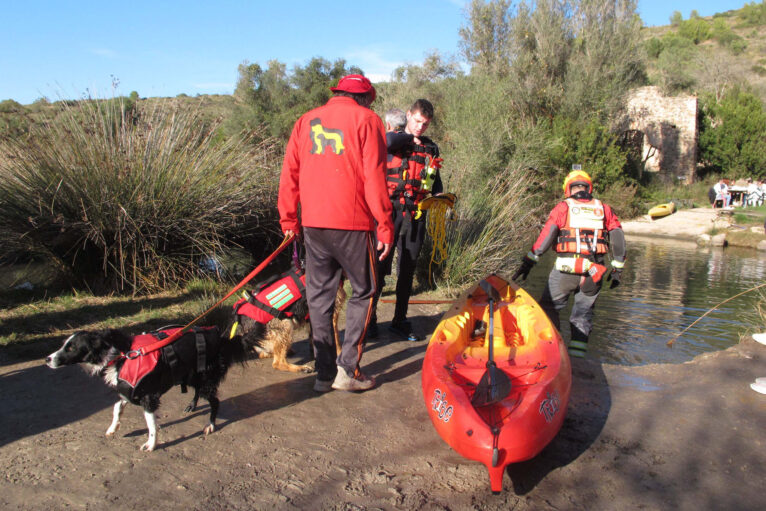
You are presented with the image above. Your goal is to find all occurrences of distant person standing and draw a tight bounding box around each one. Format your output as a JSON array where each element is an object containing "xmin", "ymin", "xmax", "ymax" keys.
[
  {"xmin": 371, "ymin": 99, "xmax": 442, "ymax": 341},
  {"xmin": 278, "ymin": 74, "xmax": 393, "ymax": 393}
]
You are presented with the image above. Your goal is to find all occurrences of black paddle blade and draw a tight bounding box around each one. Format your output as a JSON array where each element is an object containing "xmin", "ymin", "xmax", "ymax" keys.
[
  {"xmin": 478, "ymin": 278, "xmax": 501, "ymax": 303},
  {"xmin": 472, "ymin": 363, "xmax": 512, "ymax": 407}
]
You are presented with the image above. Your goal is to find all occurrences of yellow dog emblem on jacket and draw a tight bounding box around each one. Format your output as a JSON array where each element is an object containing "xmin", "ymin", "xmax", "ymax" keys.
[{"xmin": 309, "ymin": 118, "xmax": 345, "ymax": 155}]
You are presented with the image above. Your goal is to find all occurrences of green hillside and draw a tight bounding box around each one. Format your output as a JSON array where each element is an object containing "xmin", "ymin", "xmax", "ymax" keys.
[{"xmin": 642, "ymin": 2, "xmax": 766, "ymax": 101}]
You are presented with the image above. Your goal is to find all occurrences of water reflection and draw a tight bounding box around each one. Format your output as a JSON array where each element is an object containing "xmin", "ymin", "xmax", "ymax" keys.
[{"xmin": 520, "ymin": 237, "xmax": 766, "ymax": 365}]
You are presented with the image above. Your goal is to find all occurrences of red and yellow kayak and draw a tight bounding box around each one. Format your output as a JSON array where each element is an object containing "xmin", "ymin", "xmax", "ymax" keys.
[{"xmin": 421, "ymin": 274, "xmax": 571, "ymax": 493}]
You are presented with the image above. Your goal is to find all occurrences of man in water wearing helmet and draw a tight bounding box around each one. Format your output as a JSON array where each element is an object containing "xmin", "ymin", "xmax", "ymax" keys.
[{"xmin": 512, "ymin": 167, "xmax": 626, "ymax": 358}]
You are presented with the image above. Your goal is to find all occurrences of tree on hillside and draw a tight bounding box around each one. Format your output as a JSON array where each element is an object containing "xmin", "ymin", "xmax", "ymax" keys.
[
  {"xmin": 459, "ymin": 0, "xmax": 646, "ymax": 122},
  {"xmin": 563, "ymin": 0, "xmax": 646, "ymax": 120},
  {"xmin": 229, "ymin": 57, "xmax": 361, "ymax": 140},
  {"xmin": 655, "ymin": 34, "xmax": 697, "ymax": 94},
  {"xmin": 699, "ymin": 88, "xmax": 766, "ymax": 178},
  {"xmin": 459, "ymin": 0, "xmax": 514, "ymax": 76}
]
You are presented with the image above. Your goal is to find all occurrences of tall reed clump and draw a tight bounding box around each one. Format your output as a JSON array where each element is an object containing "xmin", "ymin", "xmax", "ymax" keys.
[
  {"xmin": 438, "ymin": 162, "xmax": 544, "ymax": 290},
  {"xmin": 0, "ymin": 98, "xmax": 280, "ymax": 294},
  {"xmin": 418, "ymin": 75, "xmax": 549, "ymax": 290}
]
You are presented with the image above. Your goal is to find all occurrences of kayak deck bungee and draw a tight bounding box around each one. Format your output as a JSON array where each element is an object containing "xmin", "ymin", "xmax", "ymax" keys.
[{"xmin": 422, "ymin": 274, "xmax": 571, "ymax": 493}]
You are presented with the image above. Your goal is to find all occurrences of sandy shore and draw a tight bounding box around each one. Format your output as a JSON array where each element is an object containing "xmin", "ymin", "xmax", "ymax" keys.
[
  {"xmin": 1, "ymin": 296, "xmax": 764, "ymax": 510},
  {"xmin": 621, "ymin": 207, "xmax": 729, "ymax": 239}
]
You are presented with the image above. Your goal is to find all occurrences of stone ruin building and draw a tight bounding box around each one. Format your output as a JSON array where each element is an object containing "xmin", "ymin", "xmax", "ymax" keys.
[{"xmin": 621, "ymin": 86, "xmax": 698, "ymax": 184}]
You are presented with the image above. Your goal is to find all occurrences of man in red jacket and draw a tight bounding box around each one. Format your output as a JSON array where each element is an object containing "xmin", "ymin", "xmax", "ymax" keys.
[
  {"xmin": 278, "ymin": 74, "xmax": 393, "ymax": 393},
  {"xmin": 512, "ymin": 168, "xmax": 626, "ymax": 358}
]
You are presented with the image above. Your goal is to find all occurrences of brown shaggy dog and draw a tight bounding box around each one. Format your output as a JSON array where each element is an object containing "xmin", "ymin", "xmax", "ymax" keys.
[{"xmin": 230, "ymin": 277, "xmax": 346, "ymax": 373}]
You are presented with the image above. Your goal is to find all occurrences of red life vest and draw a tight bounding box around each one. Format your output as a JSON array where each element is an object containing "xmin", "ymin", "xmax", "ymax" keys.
[
  {"xmin": 233, "ymin": 268, "xmax": 307, "ymax": 324},
  {"xmin": 386, "ymin": 143, "xmax": 439, "ymax": 213},
  {"xmin": 555, "ymin": 198, "xmax": 609, "ymax": 255}
]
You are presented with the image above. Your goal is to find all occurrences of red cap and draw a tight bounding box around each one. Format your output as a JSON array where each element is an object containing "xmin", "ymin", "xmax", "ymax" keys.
[{"xmin": 330, "ymin": 74, "xmax": 376, "ymax": 102}]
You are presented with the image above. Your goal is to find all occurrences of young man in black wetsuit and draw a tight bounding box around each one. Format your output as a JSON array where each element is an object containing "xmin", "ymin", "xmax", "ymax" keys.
[{"xmin": 372, "ymin": 99, "xmax": 442, "ymax": 341}]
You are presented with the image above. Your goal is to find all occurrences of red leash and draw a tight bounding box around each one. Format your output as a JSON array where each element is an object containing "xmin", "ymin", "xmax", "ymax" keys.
[
  {"xmin": 127, "ymin": 233, "xmax": 296, "ymax": 359},
  {"xmin": 379, "ymin": 298, "xmax": 453, "ymax": 304}
]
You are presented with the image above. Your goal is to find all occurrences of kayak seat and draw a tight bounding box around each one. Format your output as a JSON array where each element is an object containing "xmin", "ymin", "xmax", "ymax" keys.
[{"xmin": 476, "ymin": 304, "xmax": 530, "ymax": 351}]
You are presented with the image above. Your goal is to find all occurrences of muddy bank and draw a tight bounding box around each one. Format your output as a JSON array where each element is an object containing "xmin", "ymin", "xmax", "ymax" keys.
[{"xmin": 1, "ymin": 300, "xmax": 765, "ymax": 510}]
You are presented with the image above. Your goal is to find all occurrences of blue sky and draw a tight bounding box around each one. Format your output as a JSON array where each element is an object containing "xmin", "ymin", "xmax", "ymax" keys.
[{"xmin": 0, "ymin": 0, "xmax": 751, "ymax": 104}]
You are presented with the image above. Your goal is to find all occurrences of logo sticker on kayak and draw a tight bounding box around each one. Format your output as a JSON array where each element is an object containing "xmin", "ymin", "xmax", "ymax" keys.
[
  {"xmin": 539, "ymin": 391, "xmax": 561, "ymax": 423},
  {"xmin": 431, "ymin": 389, "xmax": 454, "ymax": 423}
]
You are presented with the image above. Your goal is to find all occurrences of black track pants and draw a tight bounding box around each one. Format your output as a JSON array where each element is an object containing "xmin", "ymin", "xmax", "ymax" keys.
[{"xmin": 303, "ymin": 228, "xmax": 377, "ymax": 380}]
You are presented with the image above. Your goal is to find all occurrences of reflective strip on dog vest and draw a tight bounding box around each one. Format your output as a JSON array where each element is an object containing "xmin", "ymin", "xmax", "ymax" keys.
[
  {"xmin": 266, "ymin": 284, "xmax": 294, "ymax": 309},
  {"xmin": 234, "ymin": 268, "xmax": 307, "ymax": 324}
]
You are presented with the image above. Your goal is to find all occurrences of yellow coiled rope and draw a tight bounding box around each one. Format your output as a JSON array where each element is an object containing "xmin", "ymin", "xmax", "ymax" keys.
[{"xmin": 420, "ymin": 193, "xmax": 456, "ymax": 285}]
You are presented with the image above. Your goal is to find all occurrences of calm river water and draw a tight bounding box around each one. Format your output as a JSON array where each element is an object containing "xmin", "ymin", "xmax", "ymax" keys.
[{"xmin": 519, "ymin": 236, "xmax": 766, "ymax": 366}]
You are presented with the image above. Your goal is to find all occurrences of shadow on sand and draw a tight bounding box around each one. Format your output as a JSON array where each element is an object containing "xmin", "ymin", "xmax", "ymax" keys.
[{"xmin": 506, "ymin": 357, "xmax": 611, "ymax": 494}]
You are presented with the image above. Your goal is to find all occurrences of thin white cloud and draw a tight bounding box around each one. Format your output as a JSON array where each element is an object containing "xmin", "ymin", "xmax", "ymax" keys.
[
  {"xmin": 344, "ymin": 47, "xmax": 407, "ymax": 82},
  {"xmin": 366, "ymin": 73, "xmax": 393, "ymax": 83},
  {"xmin": 90, "ymin": 48, "xmax": 117, "ymax": 58}
]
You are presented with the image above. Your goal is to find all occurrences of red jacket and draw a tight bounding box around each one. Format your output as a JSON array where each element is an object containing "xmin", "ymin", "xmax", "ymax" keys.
[{"xmin": 278, "ymin": 96, "xmax": 394, "ymax": 244}]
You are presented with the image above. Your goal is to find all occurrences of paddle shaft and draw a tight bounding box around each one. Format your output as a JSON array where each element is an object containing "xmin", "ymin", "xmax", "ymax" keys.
[
  {"xmin": 471, "ymin": 277, "xmax": 512, "ymax": 408},
  {"xmin": 487, "ymin": 297, "xmax": 497, "ymax": 398}
]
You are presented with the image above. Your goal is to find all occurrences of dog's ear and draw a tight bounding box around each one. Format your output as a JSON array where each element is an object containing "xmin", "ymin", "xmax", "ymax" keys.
[{"xmin": 100, "ymin": 329, "xmax": 133, "ymax": 352}]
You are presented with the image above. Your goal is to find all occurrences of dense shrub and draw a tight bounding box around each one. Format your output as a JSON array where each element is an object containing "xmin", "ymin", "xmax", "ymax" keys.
[
  {"xmin": 740, "ymin": 0, "xmax": 766, "ymax": 26},
  {"xmin": 678, "ymin": 16, "xmax": 712, "ymax": 44},
  {"xmin": 645, "ymin": 37, "xmax": 663, "ymax": 59},
  {"xmin": 0, "ymin": 98, "xmax": 280, "ymax": 294},
  {"xmin": 656, "ymin": 34, "xmax": 697, "ymax": 93},
  {"xmin": 699, "ymin": 89, "xmax": 766, "ymax": 178}
]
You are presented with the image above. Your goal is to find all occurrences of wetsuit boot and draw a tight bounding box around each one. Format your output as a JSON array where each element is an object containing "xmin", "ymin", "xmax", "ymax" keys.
[{"xmin": 568, "ymin": 323, "xmax": 590, "ymax": 358}]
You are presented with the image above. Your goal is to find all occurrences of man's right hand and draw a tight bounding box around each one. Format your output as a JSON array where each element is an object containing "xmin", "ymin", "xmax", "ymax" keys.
[
  {"xmin": 512, "ymin": 255, "xmax": 536, "ymax": 282},
  {"xmin": 377, "ymin": 241, "xmax": 392, "ymax": 261}
]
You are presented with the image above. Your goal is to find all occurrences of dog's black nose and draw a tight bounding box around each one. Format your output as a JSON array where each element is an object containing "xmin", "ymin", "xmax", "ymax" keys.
[{"xmin": 45, "ymin": 356, "xmax": 52, "ymax": 363}]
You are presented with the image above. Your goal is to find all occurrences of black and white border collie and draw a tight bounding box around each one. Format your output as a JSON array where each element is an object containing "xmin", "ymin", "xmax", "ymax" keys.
[{"xmin": 46, "ymin": 327, "xmax": 250, "ymax": 451}]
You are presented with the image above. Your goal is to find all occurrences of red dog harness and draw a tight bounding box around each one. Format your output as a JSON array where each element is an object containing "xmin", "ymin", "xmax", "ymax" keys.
[
  {"xmin": 233, "ymin": 268, "xmax": 307, "ymax": 324},
  {"xmin": 118, "ymin": 327, "xmax": 216, "ymax": 392}
]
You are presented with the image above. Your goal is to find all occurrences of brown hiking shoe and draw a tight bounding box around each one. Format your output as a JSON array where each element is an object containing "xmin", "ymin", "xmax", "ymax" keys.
[{"xmin": 331, "ymin": 369, "xmax": 376, "ymax": 392}]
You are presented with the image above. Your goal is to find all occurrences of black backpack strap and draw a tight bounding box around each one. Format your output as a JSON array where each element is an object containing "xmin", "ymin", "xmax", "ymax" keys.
[
  {"xmin": 288, "ymin": 270, "xmax": 306, "ymax": 298},
  {"xmin": 250, "ymin": 298, "xmax": 285, "ymax": 320},
  {"xmin": 162, "ymin": 344, "xmax": 184, "ymax": 387}
]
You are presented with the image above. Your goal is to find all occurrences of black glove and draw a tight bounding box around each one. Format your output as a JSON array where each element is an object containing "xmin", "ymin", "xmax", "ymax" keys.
[
  {"xmin": 512, "ymin": 256, "xmax": 536, "ymax": 282},
  {"xmin": 607, "ymin": 268, "xmax": 622, "ymax": 289}
]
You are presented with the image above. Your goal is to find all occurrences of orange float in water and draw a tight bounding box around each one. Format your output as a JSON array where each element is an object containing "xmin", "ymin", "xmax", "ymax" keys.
[{"xmin": 421, "ymin": 274, "xmax": 571, "ymax": 493}]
